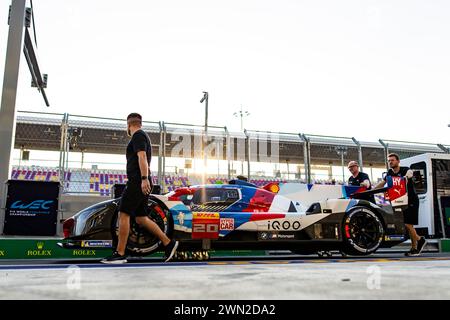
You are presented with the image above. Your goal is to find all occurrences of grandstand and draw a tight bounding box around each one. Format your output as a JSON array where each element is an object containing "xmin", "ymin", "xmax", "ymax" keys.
[{"xmin": 11, "ymin": 165, "xmax": 293, "ymax": 195}]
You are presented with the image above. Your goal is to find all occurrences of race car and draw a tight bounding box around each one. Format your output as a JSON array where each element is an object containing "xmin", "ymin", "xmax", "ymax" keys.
[{"xmin": 61, "ymin": 177, "xmax": 408, "ymax": 257}]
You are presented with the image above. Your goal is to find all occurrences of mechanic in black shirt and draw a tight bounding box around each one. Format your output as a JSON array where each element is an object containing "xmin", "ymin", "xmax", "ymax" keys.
[
  {"xmin": 347, "ymin": 161, "xmax": 375, "ymax": 203},
  {"xmin": 347, "ymin": 161, "xmax": 371, "ymax": 189},
  {"xmin": 374, "ymin": 153, "xmax": 427, "ymax": 256},
  {"xmin": 102, "ymin": 113, "xmax": 179, "ymax": 264}
]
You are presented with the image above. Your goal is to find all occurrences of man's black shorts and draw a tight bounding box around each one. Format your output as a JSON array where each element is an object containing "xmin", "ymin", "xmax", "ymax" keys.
[
  {"xmin": 403, "ymin": 197, "xmax": 419, "ymax": 225},
  {"xmin": 119, "ymin": 181, "xmax": 149, "ymax": 217}
]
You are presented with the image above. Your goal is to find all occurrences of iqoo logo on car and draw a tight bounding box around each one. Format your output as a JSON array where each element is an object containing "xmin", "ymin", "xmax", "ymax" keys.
[
  {"xmin": 267, "ymin": 220, "xmax": 301, "ymax": 231},
  {"xmin": 11, "ymin": 200, "xmax": 54, "ymax": 210}
]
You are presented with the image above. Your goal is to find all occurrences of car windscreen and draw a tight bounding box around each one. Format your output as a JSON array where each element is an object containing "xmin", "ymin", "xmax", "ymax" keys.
[{"xmin": 191, "ymin": 188, "xmax": 240, "ymax": 205}]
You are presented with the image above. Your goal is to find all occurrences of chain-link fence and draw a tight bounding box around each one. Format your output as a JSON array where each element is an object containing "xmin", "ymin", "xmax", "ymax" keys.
[{"xmin": 11, "ymin": 110, "xmax": 450, "ymax": 195}]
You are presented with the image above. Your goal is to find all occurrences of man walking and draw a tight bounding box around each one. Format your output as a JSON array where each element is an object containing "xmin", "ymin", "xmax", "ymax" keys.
[
  {"xmin": 102, "ymin": 113, "xmax": 178, "ymax": 264},
  {"xmin": 375, "ymin": 153, "xmax": 426, "ymax": 256}
]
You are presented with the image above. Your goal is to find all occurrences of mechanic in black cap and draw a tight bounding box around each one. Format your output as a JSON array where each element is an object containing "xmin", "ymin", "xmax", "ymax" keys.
[
  {"xmin": 374, "ymin": 153, "xmax": 426, "ymax": 256},
  {"xmin": 101, "ymin": 112, "xmax": 179, "ymax": 264}
]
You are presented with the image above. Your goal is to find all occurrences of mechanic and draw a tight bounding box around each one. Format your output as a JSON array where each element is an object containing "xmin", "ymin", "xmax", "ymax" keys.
[
  {"xmin": 102, "ymin": 113, "xmax": 179, "ymax": 264},
  {"xmin": 347, "ymin": 161, "xmax": 371, "ymax": 189},
  {"xmin": 236, "ymin": 175, "xmax": 248, "ymax": 182},
  {"xmin": 374, "ymin": 153, "xmax": 426, "ymax": 257}
]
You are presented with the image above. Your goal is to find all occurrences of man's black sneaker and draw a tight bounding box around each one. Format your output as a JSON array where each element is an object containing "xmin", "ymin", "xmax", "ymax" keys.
[
  {"xmin": 101, "ymin": 251, "xmax": 127, "ymax": 264},
  {"xmin": 405, "ymin": 248, "xmax": 420, "ymax": 257},
  {"xmin": 416, "ymin": 237, "xmax": 427, "ymax": 255},
  {"xmin": 164, "ymin": 240, "xmax": 179, "ymax": 262}
]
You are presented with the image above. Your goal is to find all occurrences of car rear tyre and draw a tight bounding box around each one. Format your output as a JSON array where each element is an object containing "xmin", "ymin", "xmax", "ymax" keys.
[
  {"xmin": 342, "ymin": 206, "xmax": 384, "ymax": 256},
  {"xmin": 111, "ymin": 200, "xmax": 173, "ymax": 256}
]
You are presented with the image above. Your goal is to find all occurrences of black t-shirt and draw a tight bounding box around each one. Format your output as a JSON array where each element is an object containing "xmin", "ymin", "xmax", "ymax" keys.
[
  {"xmin": 384, "ymin": 166, "xmax": 418, "ymax": 200},
  {"xmin": 348, "ymin": 172, "xmax": 371, "ymax": 188},
  {"xmin": 126, "ymin": 130, "xmax": 152, "ymax": 182}
]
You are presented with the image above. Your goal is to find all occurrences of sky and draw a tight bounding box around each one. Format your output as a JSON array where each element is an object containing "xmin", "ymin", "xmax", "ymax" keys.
[{"xmin": 1, "ymin": 0, "xmax": 449, "ymax": 145}]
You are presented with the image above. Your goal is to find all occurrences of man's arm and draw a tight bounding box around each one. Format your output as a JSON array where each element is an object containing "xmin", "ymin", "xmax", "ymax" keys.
[
  {"xmin": 138, "ymin": 151, "xmax": 151, "ymax": 194},
  {"xmin": 374, "ymin": 180, "xmax": 386, "ymax": 189}
]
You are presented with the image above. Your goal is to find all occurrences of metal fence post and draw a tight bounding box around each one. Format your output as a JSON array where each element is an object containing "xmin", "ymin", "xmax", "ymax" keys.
[
  {"xmin": 352, "ymin": 137, "xmax": 363, "ymax": 172},
  {"xmin": 58, "ymin": 113, "xmax": 68, "ymax": 190},
  {"xmin": 244, "ymin": 130, "xmax": 251, "ymax": 180},
  {"xmin": 225, "ymin": 126, "xmax": 231, "ymax": 180},
  {"xmin": 300, "ymin": 134, "xmax": 306, "ymax": 181},
  {"xmin": 65, "ymin": 114, "xmax": 70, "ymax": 187},
  {"xmin": 307, "ymin": 138, "xmax": 311, "ymax": 184},
  {"xmin": 379, "ymin": 139, "xmax": 389, "ymax": 170},
  {"xmin": 162, "ymin": 122, "xmax": 167, "ymax": 190},
  {"xmin": 157, "ymin": 121, "xmax": 163, "ymax": 185},
  {"xmin": 437, "ymin": 144, "xmax": 449, "ymax": 154},
  {"xmin": 300, "ymin": 134, "xmax": 311, "ymax": 184}
]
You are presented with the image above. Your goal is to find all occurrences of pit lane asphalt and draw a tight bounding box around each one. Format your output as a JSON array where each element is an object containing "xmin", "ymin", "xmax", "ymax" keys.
[
  {"xmin": 1, "ymin": 253, "xmax": 450, "ymax": 299},
  {"xmin": 0, "ymin": 252, "xmax": 449, "ymax": 269}
]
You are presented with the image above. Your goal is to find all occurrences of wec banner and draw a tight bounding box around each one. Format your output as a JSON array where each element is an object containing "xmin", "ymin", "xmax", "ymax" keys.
[{"xmin": 3, "ymin": 180, "xmax": 60, "ymax": 236}]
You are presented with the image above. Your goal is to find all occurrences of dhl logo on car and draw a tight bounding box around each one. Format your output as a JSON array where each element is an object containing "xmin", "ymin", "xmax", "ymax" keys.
[{"xmin": 193, "ymin": 212, "xmax": 220, "ymax": 220}]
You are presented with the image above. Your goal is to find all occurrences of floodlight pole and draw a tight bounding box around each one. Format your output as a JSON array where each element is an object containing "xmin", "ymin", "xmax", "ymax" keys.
[{"xmin": 0, "ymin": 0, "xmax": 27, "ymax": 233}]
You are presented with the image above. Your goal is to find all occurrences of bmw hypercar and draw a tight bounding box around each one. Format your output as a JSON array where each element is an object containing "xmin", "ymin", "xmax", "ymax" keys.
[{"xmin": 61, "ymin": 178, "xmax": 408, "ymax": 257}]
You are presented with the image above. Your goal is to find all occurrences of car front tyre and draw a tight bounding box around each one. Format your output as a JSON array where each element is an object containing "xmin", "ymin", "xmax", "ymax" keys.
[{"xmin": 342, "ymin": 206, "xmax": 384, "ymax": 256}]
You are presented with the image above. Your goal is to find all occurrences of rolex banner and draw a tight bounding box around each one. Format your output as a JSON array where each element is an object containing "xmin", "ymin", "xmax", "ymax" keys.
[{"xmin": 3, "ymin": 180, "xmax": 60, "ymax": 236}]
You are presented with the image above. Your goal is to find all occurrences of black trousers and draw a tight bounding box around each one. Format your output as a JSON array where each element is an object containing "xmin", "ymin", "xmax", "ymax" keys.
[{"xmin": 118, "ymin": 181, "xmax": 149, "ymax": 217}]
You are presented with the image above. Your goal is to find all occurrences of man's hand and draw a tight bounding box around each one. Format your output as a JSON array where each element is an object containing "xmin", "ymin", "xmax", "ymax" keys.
[
  {"xmin": 405, "ymin": 169, "xmax": 414, "ymax": 179},
  {"xmin": 141, "ymin": 178, "xmax": 151, "ymax": 195},
  {"xmin": 360, "ymin": 180, "xmax": 371, "ymax": 189}
]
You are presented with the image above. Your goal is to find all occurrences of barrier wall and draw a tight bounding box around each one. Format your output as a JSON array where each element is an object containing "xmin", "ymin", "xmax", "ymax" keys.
[{"xmin": 0, "ymin": 239, "xmax": 266, "ymax": 260}]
